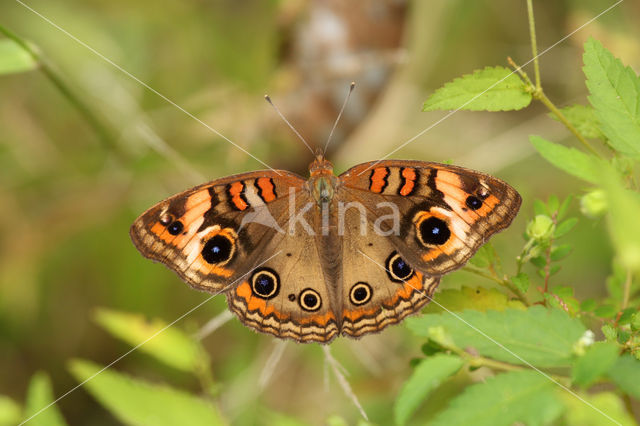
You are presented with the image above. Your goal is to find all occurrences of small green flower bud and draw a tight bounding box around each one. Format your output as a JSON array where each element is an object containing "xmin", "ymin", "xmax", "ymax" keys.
[
  {"xmin": 526, "ymin": 215, "xmax": 554, "ymax": 241},
  {"xmin": 580, "ymin": 189, "xmax": 608, "ymax": 218}
]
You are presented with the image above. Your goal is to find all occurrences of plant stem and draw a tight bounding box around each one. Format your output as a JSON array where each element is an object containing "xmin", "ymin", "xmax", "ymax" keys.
[
  {"xmin": 526, "ymin": 0, "xmax": 541, "ymax": 89},
  {"xmin": 622, "ymin": 269, "xmax": 632, "ymax": 309},
  {"xmin": 462, "ymin": 265, "xmax": 531, "ymax": 306},
  {"xmin": 0, "ymin": 24, "xmax": 120, "ymax": 156},
  {"xmin": 507, "ymin": 56, "xmax": 602, "ymax": 158}
]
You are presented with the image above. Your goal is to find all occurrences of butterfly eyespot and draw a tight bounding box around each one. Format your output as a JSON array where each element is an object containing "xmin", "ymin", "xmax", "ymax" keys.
[
  {"xmin": 159, "ymin": 214, "xmax": 173, "ymax": 226},
  {"xmin": 416, "ymin": 215, "xmax": 450, "ymax": 246},
  {"xmin": 299, "ymin": 288, "xmax": 321, "ymax": 311},
  {"xmin": 250, "ymin": 268, "xmax": 279, "ymax": 299},
  {"xmin": 350, "ymin": 282, "xmax": 372, "ymax": 305},
  {"xmin": 201, "ymin": 234, "xmax": 235, "ymax": 265},
  {"xmin": 465, "ymin": 195, "xmax": 483, "ymax": 210},
  {"xmin": 386, "ymin": 252, "xmax": 415, "ymax": 282},
  {"xmin": 167, "ymin": 221, "xmax": 184, "ymax": 235}
]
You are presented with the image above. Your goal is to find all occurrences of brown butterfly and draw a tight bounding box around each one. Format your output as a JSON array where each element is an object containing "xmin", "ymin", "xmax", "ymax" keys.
[{"xmin": 130, "ymin": 150, "xmax": 521, "ymax": 344}]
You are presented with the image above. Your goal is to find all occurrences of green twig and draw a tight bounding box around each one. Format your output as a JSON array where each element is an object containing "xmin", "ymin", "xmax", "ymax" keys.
[
  {"xmin": 0, "ymin": 24, "xmax": 120, "ymax": 156},
  {"xmin": 526, "ymin": 0, "xmax": 541, "ymax": 89},
  {"xmin": 507, "ymin": 56, "xmax": 602, "ymax": 158},
  {"xmin": 462, "ymin": 264, "xmax": 531, "ymax": 306}
]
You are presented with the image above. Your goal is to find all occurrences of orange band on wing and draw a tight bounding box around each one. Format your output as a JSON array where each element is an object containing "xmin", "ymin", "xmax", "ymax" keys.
[
  {"xmin": 256, "ymin": 177, "xmax": 276, "ymax": 202},
  {"xmin": 369, "ymin": 167, "xmax": 389, "ymax": 193},
  {"xmin": 399, "ymin": 168, "xmax": 417, "ymax": 196},
  {"xmin": 228, "ymin": 182, "xmax": 248, "ymax": 210}
]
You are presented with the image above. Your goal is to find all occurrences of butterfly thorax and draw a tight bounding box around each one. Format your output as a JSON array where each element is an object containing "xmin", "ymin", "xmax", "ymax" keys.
[{"xmin": 308, "ymin": 155, "xmax": 339, "ymax": 206}]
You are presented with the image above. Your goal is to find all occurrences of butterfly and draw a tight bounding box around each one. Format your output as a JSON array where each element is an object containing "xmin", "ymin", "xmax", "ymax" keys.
[{"xmin": 130, "ymin": 152, "xmax": 521, "ymax": 343}]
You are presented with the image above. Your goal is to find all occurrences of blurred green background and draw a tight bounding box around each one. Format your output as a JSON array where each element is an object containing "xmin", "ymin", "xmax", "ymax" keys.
[{"xmin": 1, "ymin": 0, "xmax": 639, "ymax": 424}]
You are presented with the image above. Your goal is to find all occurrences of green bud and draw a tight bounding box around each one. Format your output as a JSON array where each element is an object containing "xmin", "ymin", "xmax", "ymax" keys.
[
  {"xmin": 580, "ymin": 189, "xmax": 608, "ymax": 218},
  {"xmin": 526, "ymin": 215, "xmax": 554, "ymax": 241}
]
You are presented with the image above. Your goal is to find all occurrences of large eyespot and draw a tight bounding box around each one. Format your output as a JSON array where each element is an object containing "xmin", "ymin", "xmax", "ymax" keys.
[
  {"xmin": 167, "ymin": 221, "xmax": 184, "ymax": 235},
  {"xmin": 299, "ymin": 288, "xmax": 322, "ymax": 311},
  {"xmin": 386, "ymin": 252, "xmax": 415, "ymax": 282},
  {"xmin": 251, "ymin": 268, "xmax": 279, "ymax": 299},
  {"xmin": 349, "ymin": 282, "xmax": 372, "ymax": 306},
  {"xmin": 465, "ymin": 195, "xmax": 483, "ymax": 210},
  {"xmin": 416, "ymin": 216, "xmax": 450, "ymax": 246},
  {"xmin": 201, "ymin": 234, "xmax": 235, "ymax": 265}
]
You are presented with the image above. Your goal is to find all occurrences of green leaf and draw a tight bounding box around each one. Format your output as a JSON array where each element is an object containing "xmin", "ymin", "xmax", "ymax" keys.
[
  {"xmin": 599, "ymin": 167, "xmax": 640, "ymax": 271},
  {"xmin": 0, "ymin": 396, "xmax": 22, "ymax": 426},
  {"xmin": 0, "ymin": 39, "xmax": 38, "ymax": 75},
  {"xmin": 428, "ymin": 370, "xmax": 563, "ymax": 426},
  {"xmin": 94, "ymin": 308, "xmax": 208, "ymax": 374},
  {"xmin": 583, "ymin": 38, "xmax": 640, "ymax": 157},
  {"xmin": 24, "ymin": 372, "xmax": 67, "ymax": 426},
  {"xmin": 580, "ymin": 299, "xmax": 596, "ymax": 312},
  {"xmin": 571, "ymin": 342, "xmax": 619, "ymax": 387},
  {"xmin": 511, "ymin": 272, "xmax": 530, "ymax": 293},
  {"xmin": 394, "ymin": 354, "xmax": 464, "ymax": 425},
  {"xmin": 533, "ymin": 199, "xmax": 548, "ymax": 216},
  {"xmin": 593, "ymin": 304, "xmax": 617, "ymax": 318},
  {"xmin": 561, "ymin": 391, "xmax": 636, "ymax": 426},
  {"xmin": 557, "ymin": 195, "xmax": 573, "ymax": 220},
  {"xmin": 68, "ymin": 359, "xmax": 225, "ymax": 426},
  {"xmin": 550, "ymin": 104, "xmax": 604, "ymax": 139},
  {"xmin": 550, "ymin": 244, "xmax": 572, "ymax": 261},
  {"xmin": 530, "ymin": 136, "xmax": 600, "ymax": 184},
  {"xmin": 469, "ymin": 245, "xmax": 492, "ymax": 268},
  {"xmin": 607, "ymin": 354, "xmax": 640, "ymax": 399},
  {"xmin": 406, "ymin": 307, "xmax": 586, "ymax": 367},
  {"xmin": 422, "ymin": 286, "xmax": 525, "ymax": 314},
  {"xmin": 554, "ymin": 218, "xmax": 578, "ymax": 238},
  {"xmin": 423, "ymin": 66, "xmax": 531, "ymax": 112}
]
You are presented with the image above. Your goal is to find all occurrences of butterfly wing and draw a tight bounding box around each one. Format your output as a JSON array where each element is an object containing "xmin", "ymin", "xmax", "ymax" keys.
[
  {"xmin": 339, "ymin": 160, "xmax": 522, "ymax": 276},
  {"xmin": 336, "ymin": 200, "xmax": 440, "ymax": 338},
  {"xmin": 130, "ymin": 170, "xmax": 305, "ymax": 294}
]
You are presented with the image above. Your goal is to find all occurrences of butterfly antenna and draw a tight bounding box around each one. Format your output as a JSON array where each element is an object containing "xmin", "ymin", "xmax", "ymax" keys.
[
  {"xmin": 265, "ymin": 95, "xmax": 315, "ymax": 155},
  {"xmin": 323, "ymin": 82, "xmax": 355, "ymax": 155}
]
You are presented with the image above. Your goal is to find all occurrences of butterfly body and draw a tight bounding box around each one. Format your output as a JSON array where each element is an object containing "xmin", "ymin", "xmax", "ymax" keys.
[{"xmin": 131, "ymin": 155, "xmax": 521, "ymax": 343}]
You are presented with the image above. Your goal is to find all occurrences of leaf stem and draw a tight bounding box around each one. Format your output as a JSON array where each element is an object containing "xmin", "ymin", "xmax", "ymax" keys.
[
  {"xmin": 526, "ymin": 0, "xmax": 541, "ymax": 89},
  {"xmin": 622, "ymin": 268, "xmax": 632, "ymax": 309},
  {"xmin": 507, "ymin": 56, "xmax": 602, "ymax": 158},
  {"xmin": 0, "ymin": 24, "xmax": 120, "ymax": 156},
  {"xmin": 462, "ymin": 264, "xmax": 530, "ymax": 306}
]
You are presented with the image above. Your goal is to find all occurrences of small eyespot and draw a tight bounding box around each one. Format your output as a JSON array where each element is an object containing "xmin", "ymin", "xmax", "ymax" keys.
[
  {"xmin": 465, "ymin": 195, "xmax": 483, "ymax": 210},
  {"xmin": 299, "ymin": 288, "xmax": 321, "ymax": 311},
  {"xmin": 251, "ymin": 268, "xmax": 279, "ymax": 299},
  {"xmin": 201, "ymin": 234, "xmax": 234, "ymax": 265},
  {"xmin": 167, "ymin": 221, "xmax": 184, "ymax": 235},
  {"xmin": 159, "ymin": 214, "xmax": 173, "ymax": 225},
  {"xmin": 417, "ymin": 216, "xmax": 450, "ymax": 246},
  {"xmin": 287, "ymin": 294, "xmax": 296, "ymax": 302},
  {"xmin": 350, "ymin": 282, "xmax": 372, "ymax": 306},
  {"xmin": 386, "ymin": 252, "xmax": 415, "ymax": 282}
]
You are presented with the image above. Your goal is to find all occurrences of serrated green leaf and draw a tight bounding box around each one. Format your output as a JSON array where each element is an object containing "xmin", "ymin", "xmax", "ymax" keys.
[
  {"xmin": 423, "ymin": 66, "xmax": 531, "ymax": 112},
  {"xmin": 583, "ymin": 38, "xmax": 640, "ymax": 157},
  {"xmin": 561, "ymin": 391, "xmax": 635, "ymax": 426},
  {"xmin": 68, "ymin": 359, "xmax": 225, "ymax": 426},
  {"xmin": 24, "ymin": 372, "xmax": 67, "ymax": 426},
  {"xmin": 0, "ymin": 39, "xmax": 38, "ymax": 75},
  {"xmin": 428, "ymin": 370, "xmax": 563, "ymax": 426},
  {"xmin": 530, "ymin": 136, "xmax": 600, "ymax": 184},
  {"xmin": 423, "ymin": 286, "xmax": 525, "ymax": 314},
  {"xmin": 0, "ymin": 396, "xmax": 22, "ymax": 426},
  {"xmin": 469, "ymin": 245, "xmax": 492, "ymax": 268},
  {"xmin": 571, "ymin": 342, "xmax": 619, "ymax": 387},
  {"xmin": 551, "ymin": 104, "xmax": 604, "ymax": 140},
  {"xmin": 601, "ymin": 324, "xmax": 617, "ymax": 341},
  {"xmin": 554, "ymin": 218, "xmax": 578, "ymax": 238},
  {"xmin": 557, "ymin": 195, "xmax": 573, "ymax": 220},
  {"xmin": 407, "ymin": 307, "xmax": 586, "ymax": 367},
  {"xmin": 94, "ymin": 308, "xmax": 208, "ymax": 374},
  {"xmin": 607, "ymin": 354, "xmax": 640, "ymax": 399},
  {"xmin": 511, "ymin": 272, "xmax": 530, "ymax": 293},
  {"xmin": 394, "ymin": 354, "xmax": 464, "ymax": 425}
]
